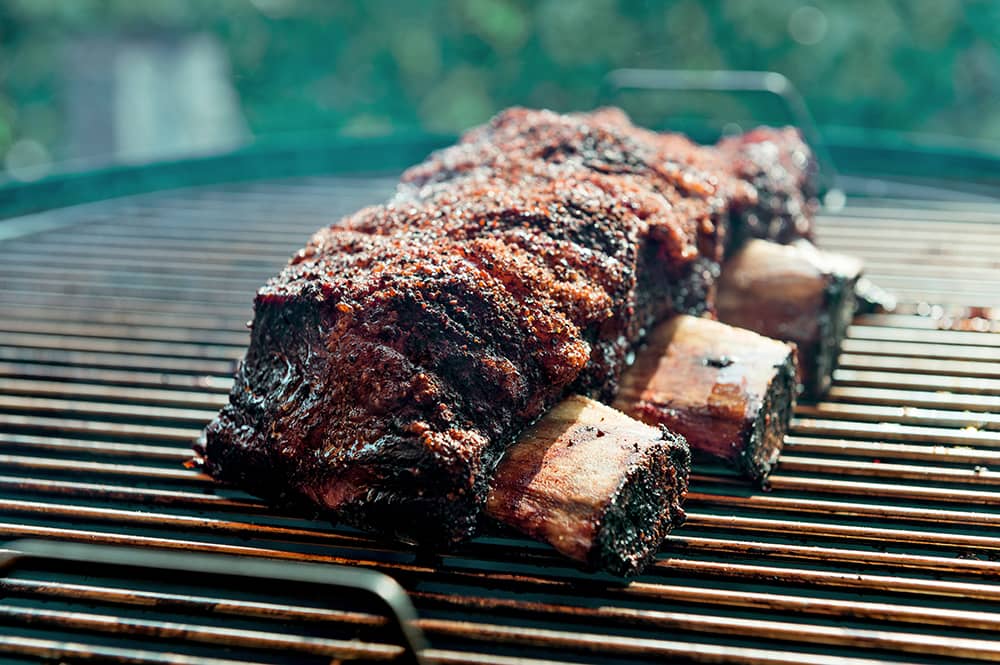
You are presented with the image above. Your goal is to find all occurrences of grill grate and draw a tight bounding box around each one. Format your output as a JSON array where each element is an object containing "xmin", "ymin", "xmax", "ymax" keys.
[{"xmin": 0, "ymin": 175, "xmax": 999, "ymax": 664}]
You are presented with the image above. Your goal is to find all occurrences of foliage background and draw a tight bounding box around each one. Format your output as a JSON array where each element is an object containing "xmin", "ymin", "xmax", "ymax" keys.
[{"xmin": 1, "ymin": 0, "xmax": 998, "ymax": 174}]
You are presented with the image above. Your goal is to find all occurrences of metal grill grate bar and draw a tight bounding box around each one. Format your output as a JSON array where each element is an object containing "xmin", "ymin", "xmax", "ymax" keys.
[{"xmin": 1, "ymin": 178, "xmax": 998, "ymax": 664}]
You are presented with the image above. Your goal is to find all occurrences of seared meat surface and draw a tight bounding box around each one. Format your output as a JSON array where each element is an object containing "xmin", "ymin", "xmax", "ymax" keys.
[
  {"xmin": 404, "ymin": 107, "xmax": 748, "ymax": 265},
  {"xmin": 716, "ymin": 127, "xmax": 819, "ymax": 249},
  {"xmin": 199, "ymin": 107, "xmax": 818, "ymax": 547},
  {"xmin": 201, "ymin": 172, "xmax": 706, "ymax": 545}
]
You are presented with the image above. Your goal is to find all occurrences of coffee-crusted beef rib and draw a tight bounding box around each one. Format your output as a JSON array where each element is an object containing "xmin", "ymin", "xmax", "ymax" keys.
[
  {"xmin": 200, "ymin": 170, "xmax": 707, "ymax": 546},
  {"xmin": 200, "ymin": 107, "xmax": 819, "ymax": 548}
]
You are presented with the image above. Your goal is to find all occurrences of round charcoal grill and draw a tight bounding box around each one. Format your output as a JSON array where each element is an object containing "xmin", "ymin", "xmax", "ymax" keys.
[{"xmin": 0, "ymin": 125, "xmax": 999, "ymax": 665}]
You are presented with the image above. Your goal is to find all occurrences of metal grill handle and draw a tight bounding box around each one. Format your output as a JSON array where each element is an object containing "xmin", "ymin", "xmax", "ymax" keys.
[
  {"xmin": 0, "ymin": 539, "xmax": 428, "ymax": 664},
  {"xmin": 602, "ymin": 68, "xmax": 841, "ymax": 198}
]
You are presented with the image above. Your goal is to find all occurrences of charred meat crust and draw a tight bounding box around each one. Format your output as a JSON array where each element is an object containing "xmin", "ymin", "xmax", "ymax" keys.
[
  {"xmin": 592, "ymin": 427, "xmax": 689, "ymax": 576},
  {"xmin": 741, "ymin": 348, "xmax": 797, "ymax": 481},
  {"xmin": 716, "ymin": 127, "xmax": 820, "ymax": 251},
  {"xmin": 201, "ymin": 172, "xmax": 708, "ymax": 546},
  {"xmin": 810, "ymin": 260, "xmax": 862, "ymax": 400},
  {"xmin": 403, "ymin": 107, "xmax": 742, "ymax": 267}
]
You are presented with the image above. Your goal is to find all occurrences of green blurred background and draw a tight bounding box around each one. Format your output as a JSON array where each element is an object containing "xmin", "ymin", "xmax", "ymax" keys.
[{"xmin": 1, "ymin": 0, "xmax": 998, "ymax": 181}]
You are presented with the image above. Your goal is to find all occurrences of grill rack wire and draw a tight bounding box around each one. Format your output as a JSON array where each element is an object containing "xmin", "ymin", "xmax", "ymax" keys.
[{"xmin": 0, "ymin": 175, "xmax": 998, "ymax": 664}]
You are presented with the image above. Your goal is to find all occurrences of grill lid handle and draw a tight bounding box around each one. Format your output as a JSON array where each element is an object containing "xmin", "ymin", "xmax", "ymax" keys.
[
  {"xmin": 0, "ymin": 539, "xmax": 428, "ymax": 665},
  {"xmin": 601, "ymin": 68, "xmax": 842, "ymax": 206}
]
